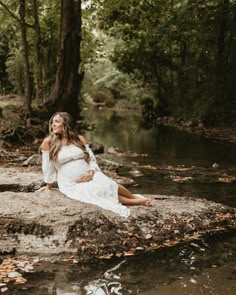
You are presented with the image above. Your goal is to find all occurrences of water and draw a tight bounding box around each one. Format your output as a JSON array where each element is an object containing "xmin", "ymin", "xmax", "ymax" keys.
[
  {"xmin": 84, "ymin": 108, "xmax": 236, "ymax": 208},
  {"xmin": 84, "ymin": 108, "xmax": 236, "ymax": 167},
  {"xmin": 11, "ymin": 232, "xmax": 236, "ymax": 295},
  {"xmin": 50, "ymin": 233, "xmax": 236, "ymax": 295},
  {"xmin": 11, "ymin": 107, "xmax": 236, "ymax": 294}
]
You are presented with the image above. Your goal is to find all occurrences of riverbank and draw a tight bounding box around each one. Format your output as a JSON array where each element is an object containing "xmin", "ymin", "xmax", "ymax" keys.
[
  {"xmin": 155, "ymin": 116, "xmax": 236, "ymax": 144},
  {"xmin": 1, "ymin": 94, "xmax": 236, "ymax": 145}
]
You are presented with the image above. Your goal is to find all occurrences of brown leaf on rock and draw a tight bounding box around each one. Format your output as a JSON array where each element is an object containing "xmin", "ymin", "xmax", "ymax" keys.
[
  {"xmin": 124, "ymin": 249, "xmax": 136, "ymax": 256},
  {"xmin": 0, "ymin": 257, "xmax": 37, "ymax": 286},
  {"xmin": 14, "ymin": 277, "xmax": 27, "ymax": 285}
]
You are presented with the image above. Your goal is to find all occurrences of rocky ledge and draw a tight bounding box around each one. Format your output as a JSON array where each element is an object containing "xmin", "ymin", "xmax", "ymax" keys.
[{"xmin": 0, "ymin": 168, "xmax": 235, "ymax": 263}]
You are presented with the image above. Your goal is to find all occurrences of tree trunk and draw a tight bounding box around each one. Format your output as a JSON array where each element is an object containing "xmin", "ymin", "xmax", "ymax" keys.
[
  {"xmin": 215, "ymin": 0, "xmax": 229, "ymax": 106},
  {"xmin": 46, "ymin": 0, "xmax": 83, "ymax": 120},
  {"xmin": 32, "ymin": 0, "xmax": 44, "ymax": 104},
  {"xmin": 19, "ymin": 0, "xmax": 32, "ymax": 114}
]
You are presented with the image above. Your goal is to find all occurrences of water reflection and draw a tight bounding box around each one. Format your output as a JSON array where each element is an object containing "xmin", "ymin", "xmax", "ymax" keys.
[
  {"xmin": 84, "ymin": 107, "xmax": 236, "ymax": 167},
  {"xmin": 51, "ymin": 233, "xmax": 236, "ymax": 295},
  {"xmin": 84, "ymin": 107, "xmax": 236, "ymax": 207}
]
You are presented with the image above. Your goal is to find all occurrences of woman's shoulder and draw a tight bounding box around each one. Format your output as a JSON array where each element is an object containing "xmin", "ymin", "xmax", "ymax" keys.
[
  {"xmin": 41, "ymin": 136, "xmax": 51, "ymax": 151},
  {"xmin": 78, "ymin": 135, "xmax": 88, "ymax": 145}
]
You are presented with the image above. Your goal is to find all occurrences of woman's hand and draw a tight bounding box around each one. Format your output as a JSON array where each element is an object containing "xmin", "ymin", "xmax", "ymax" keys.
[
  {"xmin": 76, "ymin": 171, "xmax": 94, "ymax": 183},
  {"xmin": 36, "ymin": 184, "xmax": 53, "ymax": 192}
]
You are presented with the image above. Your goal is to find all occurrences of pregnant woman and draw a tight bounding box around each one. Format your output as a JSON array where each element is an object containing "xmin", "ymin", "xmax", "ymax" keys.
[{"xmin": 39, "ymin": 112, "xmax": 152, "ymax": 218}]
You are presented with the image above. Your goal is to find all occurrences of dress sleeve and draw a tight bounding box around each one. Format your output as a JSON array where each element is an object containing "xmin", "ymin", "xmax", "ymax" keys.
[
  {"xmin": 41, "ymin": 151, "xmax": 57, "ymax": 183},
  {"xmin": 85, "ymin": 144, "xmax": 101, "ymax": 172}
]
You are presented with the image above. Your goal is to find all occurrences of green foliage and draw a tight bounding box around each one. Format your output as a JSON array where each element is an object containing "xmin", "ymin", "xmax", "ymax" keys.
[
  {"xmin": 39, "ymin": 0, "xmax": 60, "ymax": 95},
  {"xmin": 96, "ymin": 0, "xmax": 236, "ymax": 121},
  {"xmin": 81, "ymin": 30, "xmax": 154, "ymax": 108},
  {"xmin": 0, "ymin": 0, "xmax": 60, "ymax": 98},
  {"xmin": 6, "ymin": 47, "xmax": 24, "ymax": 94},
  {"xmin": 0, "ymin": 0, "xmax": 235, "ymax": 124},
  {"xmin": 81, "ymin": 1, "xmax": 155, "ymax": 108}
]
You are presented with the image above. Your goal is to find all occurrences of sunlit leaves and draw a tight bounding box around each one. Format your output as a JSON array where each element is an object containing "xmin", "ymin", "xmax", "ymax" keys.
[{"xmin": 0, "ymin": 257, "xmax": 39, "ymax": 290}]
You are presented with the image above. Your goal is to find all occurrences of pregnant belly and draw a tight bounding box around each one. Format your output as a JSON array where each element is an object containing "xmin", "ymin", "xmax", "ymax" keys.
[{"xmin": 58, "ymin": 159, "xmax": 89, "ymax": 183}]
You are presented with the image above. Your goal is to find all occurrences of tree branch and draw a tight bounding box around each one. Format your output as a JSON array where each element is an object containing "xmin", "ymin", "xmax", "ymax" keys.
[{"xmin": 0, "ymin": 0, "xmax": 34, "ymax": 29}]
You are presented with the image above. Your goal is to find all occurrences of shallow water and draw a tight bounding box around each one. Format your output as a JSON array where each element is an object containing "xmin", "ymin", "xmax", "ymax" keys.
[
  {"xmin": 10, "ymin": 107, "xmax": 236, "ymax": 294},
  {"xmin": 84, "ymin": 108, "xmax": 236, "ymax": 208},
  {"xmin": 11, "ymin": 232, "xmax": 236, "ymax": 294}
]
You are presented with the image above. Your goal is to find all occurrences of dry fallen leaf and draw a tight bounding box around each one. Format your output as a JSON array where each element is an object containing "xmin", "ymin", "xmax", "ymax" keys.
[
  {"xmin": 0, "ymin": 287, "xmax": 8, "ymax": 293},
  {"xmin": 124, "ymin": 249, "xmax": 135, "ymax": 256}
]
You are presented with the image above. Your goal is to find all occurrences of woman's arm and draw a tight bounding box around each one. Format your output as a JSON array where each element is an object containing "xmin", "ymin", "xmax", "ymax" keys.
[
  {"xmin": 40, "ymin": 137, "xmax": 57, "ymax": 189},
  {"xmin": 79, "ymin": 135, "xmax": 101, "ymax": 173},
  {"xmin": 75, "ymin": 135, "xmax": 100, "ymax": 183}
]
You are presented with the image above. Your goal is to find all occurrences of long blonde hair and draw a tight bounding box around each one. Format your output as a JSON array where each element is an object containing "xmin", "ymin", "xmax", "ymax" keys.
[{"xmin": 47, "ymin": 112, "xmax": 89, "ymax": 162}]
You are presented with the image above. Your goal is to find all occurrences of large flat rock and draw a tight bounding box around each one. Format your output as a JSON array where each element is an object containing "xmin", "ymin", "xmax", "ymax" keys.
[{"xmin": 0, "ymin": 167, "xmax": 235, "ymax": 262}]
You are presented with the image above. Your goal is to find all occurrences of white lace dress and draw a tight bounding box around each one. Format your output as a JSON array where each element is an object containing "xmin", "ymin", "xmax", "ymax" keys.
[{"xmin": 41, "ymin": 144, "xmax": 130, "ymax": 218}]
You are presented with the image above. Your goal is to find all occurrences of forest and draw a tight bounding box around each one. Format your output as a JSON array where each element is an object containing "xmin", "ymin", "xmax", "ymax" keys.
[
  {"xmin": 0, "ymin": 0, "xmax": 236, "ymax": 133},
  {"xmin": 0, "ymin": 2, "xmax": 236, "ymax": 293}
]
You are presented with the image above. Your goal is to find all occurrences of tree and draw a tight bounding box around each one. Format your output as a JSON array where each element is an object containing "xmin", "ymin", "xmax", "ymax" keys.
[
  {"xmin": 43, "ymin": 0, "xmax": 83, "ymax": 120},
  {"xmin": 32, "ymin": 0, "xmax": 44, "ymax": 103},
  {"xmin": 96, "ymin": 0, "xmax": 236, "ymax": 122},
  {"xmin": 19, "ymin": 0, "xmax": 32, "ymax": 114}
]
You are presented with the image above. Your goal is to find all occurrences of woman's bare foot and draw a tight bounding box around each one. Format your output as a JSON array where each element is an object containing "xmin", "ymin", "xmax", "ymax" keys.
[
  {"xmin": 133, "ymin": 194, "xmax": 152, "ymax": 206},
  {"xmin": 139, "ymin": 198, "xmax": 152, "ymax": 206},
  {"xmin": 119, "ymin": 195, "xmax": 152, "ymax": 206}
]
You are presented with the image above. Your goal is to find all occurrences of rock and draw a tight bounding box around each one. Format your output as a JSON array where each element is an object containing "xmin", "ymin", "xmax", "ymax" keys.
[
  {"xmin": 197, "ymin": 122, "xmax": 204, "ymax": 128},
  {"xmin": 0, "ymin": 168, "xmax": 235, "ymax": 263},
  {"xmin": 185, "ymin": 120, "xmax": 194, "ymax": 128},
  {"xmin": 0, "ymin": 167, "xmax": 43, "ymax": 192},
  {"xmin": 0, "ymin": 168, "xmax": 235, "ymax": 262},
  {"xmin": 115, "ymin": 176, "xmax": 136, "ymax": 186},
  {"xmin": 212, "ymin": 163, "xmax": 219, "ymax": 169},
  {"xmin": 96, "ymin": 156, "xmax": 122, "ymax": 172},
  {"xmin": 129, "ymin": 169, "xmax": 144, "ymax": 177},
  {"xmin": 90, "ymin": 142, "xmax": 104, "ymax": 154},
  {"xmin": 168, "ymin": 116, "xmax": 175, "ymax": 123},
  {"xmin": 22, "ymin": 154, "xmax": 41, "ymax": 166},
  {"xmin": 0, "ymin": 189, "xmax": 234, "ymax": 262},
  {"xmin": 107, "ymin": 146, "xmax": 120, "ymax": 154}
]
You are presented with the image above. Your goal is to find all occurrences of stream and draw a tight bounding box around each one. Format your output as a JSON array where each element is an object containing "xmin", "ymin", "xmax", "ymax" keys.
[{"xmin": 9, "ymin": 107, "xmax": 236, "ymax": 294}]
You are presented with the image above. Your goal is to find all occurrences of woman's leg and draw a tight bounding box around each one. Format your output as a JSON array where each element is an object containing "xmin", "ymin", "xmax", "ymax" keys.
[
  {"xmin": 118, "ymin": 184, "xmax": 152, "ymax": 206},
  {"xmin": 119, "ymin": 195, "xmax": 152, "ymax": 206},
  {"xmin": 118, "ymin": 184, "xmax": 136, "ymax": 199}
]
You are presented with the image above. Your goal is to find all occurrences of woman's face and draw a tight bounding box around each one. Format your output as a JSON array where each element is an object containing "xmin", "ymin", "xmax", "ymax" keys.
[{"xmin": 51, "ymin": 114, "xmax": 64, "ymax": 135}]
